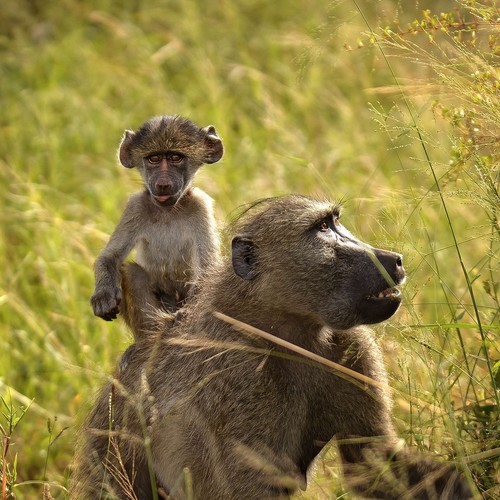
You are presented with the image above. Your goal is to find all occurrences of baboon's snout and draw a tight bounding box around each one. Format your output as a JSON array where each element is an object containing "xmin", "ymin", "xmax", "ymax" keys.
[
  {"xmin": 374, "ymin": 248, "xmax": 406, "ymax": 286},
  {"xmin": 357, "ymin": 247, "xmax": 407, "ymax": 324}
]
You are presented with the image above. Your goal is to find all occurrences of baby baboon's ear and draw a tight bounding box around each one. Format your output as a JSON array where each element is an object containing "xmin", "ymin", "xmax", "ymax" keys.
[
  {"xmin": 118, "ymin": 130, "xmax": 136, "ymax": 168},
  {"xmin": 201, "ymin": 125, "xmax": 223, "ymax": 164},
  {"xmin": 232, "ymin": 236, "xmax": 259, "ymax": 280}
]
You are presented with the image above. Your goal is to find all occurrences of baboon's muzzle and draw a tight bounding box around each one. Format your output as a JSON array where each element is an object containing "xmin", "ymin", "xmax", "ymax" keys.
[{"xmin": 358, "ymin": 247, "xmax": 406, "ymax": 324}]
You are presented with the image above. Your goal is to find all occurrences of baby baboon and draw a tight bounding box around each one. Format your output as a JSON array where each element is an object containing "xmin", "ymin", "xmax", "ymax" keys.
[
  {"xmin": 90, "ymin": 115, "xmax": 223, "ymax": 337},
  {"xmin": 73, "ymin": 195, "xmax": 472, "ymax": 499}
]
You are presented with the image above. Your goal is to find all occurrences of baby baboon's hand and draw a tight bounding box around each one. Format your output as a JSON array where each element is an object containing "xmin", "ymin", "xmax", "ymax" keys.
[{"xmin": 90, "ymin": 286, "xmax": 121, "ymax": 321}]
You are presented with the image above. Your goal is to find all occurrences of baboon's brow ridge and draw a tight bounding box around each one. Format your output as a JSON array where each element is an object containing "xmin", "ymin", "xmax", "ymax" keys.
[{"xmin": 230, "ymin": 195, "xmax": 343, "ymax": 231}]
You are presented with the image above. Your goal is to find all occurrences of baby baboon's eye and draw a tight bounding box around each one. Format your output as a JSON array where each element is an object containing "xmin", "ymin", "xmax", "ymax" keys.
[
  {"xmin": 169, "ymin": 153, "xmax": 184, "ymax": 163},
  {"xmin": 147, "ymin": 154, "xmax": 162, "ymax": 164}
]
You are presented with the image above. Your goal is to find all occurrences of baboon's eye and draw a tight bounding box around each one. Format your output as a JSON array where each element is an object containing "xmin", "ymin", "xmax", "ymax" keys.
[
  {"xmin": 169, "ymin": 153, "xmax": 184, "ymax": 163},
  {"xmin": 147, "ymin": 155, "xmax": 162, "ymax": 164},
  {"xmin": 316, "ymin": 215, "xmax": 343, "ymax": 237},
  {"xmin": 318, "ymin": 215, "xmax": 340, "ymax": 232},
  {"xmin": 319, "ymin": 221, "xmax": 330, "ymax": 232}
]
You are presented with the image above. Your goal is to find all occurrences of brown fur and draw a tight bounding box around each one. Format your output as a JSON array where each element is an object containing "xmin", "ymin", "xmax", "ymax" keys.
[
  {"xmin": 90, "ymin": 115, "xmax": 223, "ymax": 339},
  {"xmin": 74, "ymin": 195, "xmax": 472, "ymax": 499}
]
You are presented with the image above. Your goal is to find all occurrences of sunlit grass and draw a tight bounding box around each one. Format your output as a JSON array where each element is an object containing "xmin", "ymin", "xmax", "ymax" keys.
[{"xmin": 0, "ymin": 0, "xmax": 498, "ymax": 498}]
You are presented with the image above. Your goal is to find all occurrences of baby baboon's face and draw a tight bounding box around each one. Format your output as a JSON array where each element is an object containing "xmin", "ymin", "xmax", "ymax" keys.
[
  {"xmin": 118, "ymin": 115, "xmax": 223, "ymax": 207},
  {"xmin": 232, "ymin": 196, "xmax": 406, "ymax": 329}
]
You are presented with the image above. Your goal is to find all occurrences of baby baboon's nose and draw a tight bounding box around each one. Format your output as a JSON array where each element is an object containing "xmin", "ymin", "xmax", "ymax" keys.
[{"xmin": 156, "ymin": 180, "xmax": 173, "ymax": 194}]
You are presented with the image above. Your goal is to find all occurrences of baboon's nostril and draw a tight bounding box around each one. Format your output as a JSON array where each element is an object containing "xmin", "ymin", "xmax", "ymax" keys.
[
  {"xmin": 156, "ymin": 181, "xmax": 173, "ymax": 194},
  {"xmin": 396, "ymin": 255, "xmax": 403, "ymax": 268}
]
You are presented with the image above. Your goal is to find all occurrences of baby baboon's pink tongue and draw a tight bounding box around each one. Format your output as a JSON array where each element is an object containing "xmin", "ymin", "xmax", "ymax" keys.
[{"xmin": 155, "ymin": 195, "xmax": 171, "ymax": 203}]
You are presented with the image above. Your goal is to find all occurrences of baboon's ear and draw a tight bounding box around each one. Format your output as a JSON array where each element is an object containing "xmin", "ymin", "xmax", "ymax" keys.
[
  {"xmin": 202, "ymin": 125, "xmax": 223, "ymax": 164},
  {"xmin": 118, "ymin": 130, "xmax": 136, "ymax": 168},
  {"xmin": 232, "ymin": 236, "xmax": 259, "ymax": 280}
]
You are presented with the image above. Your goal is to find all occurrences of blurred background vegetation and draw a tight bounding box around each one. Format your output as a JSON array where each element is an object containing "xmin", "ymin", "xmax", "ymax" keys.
[{"xmin": 0, "ymin": 0, "xmax": 498, "ymax": 498}]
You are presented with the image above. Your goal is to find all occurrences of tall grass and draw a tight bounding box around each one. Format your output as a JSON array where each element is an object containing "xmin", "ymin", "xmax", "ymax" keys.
[
  {"xmin": 365, "ymin": 4, "xmax": 499, "ymax": 496},
  {"xmin": 0, "ymin": 0, "xmax": 498, "ymax": 497}
]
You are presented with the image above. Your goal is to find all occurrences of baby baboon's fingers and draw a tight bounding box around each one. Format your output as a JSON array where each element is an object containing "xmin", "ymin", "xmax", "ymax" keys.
[
  {"xmin": 91, "ymin": 290, "xmax": 120, "ymax": 320},
  {"xmin": 101, "ymin": 307, "xmax": 119, "ymax": 321}
]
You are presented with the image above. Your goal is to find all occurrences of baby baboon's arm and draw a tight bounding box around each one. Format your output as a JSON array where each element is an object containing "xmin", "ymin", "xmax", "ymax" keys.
[{"xmin": 91, "ymin": 196, "xmax": 142, "ymax": 321}]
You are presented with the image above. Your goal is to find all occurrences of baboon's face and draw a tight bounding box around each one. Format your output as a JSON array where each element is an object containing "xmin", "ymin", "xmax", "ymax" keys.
[
  {"xmin": 118, "ymin": 115, "xmax": 223, "ymax": 207},
  {"xmin": 136, "ymin": 151, "xmax": 201, "ymax": 207},
  {"xmin": 232, "ymin": 196, "xmax": 406, "ymax": 329}
]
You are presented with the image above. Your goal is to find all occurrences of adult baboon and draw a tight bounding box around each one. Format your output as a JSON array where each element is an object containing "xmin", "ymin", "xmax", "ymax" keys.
[
  {"xmin": 91, "ymin": 115, "xmax": 223, "ymax": 338},
  {"xmin": 73, "ymin": 195, "xmax": 472, "ymax": 499}
]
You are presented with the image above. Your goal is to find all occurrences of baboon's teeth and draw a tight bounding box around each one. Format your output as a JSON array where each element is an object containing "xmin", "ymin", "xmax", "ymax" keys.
[{"xmin": 367, "ymin": 288, "xmax": 400, "ymax": 300}]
